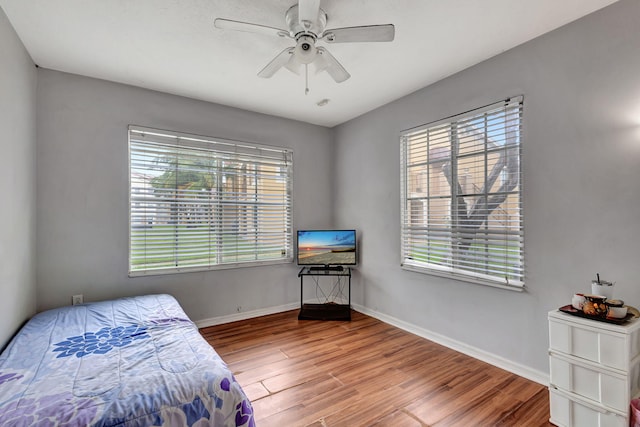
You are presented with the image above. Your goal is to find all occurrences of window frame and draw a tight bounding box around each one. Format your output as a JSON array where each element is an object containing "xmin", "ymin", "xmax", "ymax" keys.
[
  {"xmin": 400, "ymin": 97, "xmax": 524, "ymax": 291},
  {"xmin": 128, "ymin": 125, "xmax": 294, "ymax": 277}
]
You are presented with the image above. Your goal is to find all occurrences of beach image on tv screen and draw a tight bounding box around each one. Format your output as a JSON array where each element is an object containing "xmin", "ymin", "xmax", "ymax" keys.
[{"xmin": 298, "ymin": 230, "xmax": 356, "ymax": 265}]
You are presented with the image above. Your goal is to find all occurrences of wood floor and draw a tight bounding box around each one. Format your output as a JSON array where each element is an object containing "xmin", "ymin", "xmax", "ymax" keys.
[{"xmin": 200, "ymin": 310, "xmax": 552, "ymax": 427}]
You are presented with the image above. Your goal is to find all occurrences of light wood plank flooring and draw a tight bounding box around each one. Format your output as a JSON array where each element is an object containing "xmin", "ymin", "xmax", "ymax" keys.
[{"xmin": 200, "ymin": 310, "xmax": 552, "ymax": 427}]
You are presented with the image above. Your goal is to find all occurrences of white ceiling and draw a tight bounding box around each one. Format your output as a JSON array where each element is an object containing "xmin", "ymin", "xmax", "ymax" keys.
[{"xmin": 1, "ymin": 0, "xmax": 618, "ymax": 127}]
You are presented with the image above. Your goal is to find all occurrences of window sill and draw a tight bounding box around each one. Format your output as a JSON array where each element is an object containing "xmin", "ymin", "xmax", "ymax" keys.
[
  {"xmin": 401, "ymin": 262, "xmax": 525, "ymax": 292},
  {"xmin": 129, "ymin": 258, "xmax": 293, "ymax": 277}
]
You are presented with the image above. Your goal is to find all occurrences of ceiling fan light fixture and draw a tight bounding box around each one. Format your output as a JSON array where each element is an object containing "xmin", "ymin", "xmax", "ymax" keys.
[{"xmin": 294, "ymin": 35, "xmax": 317, "ymax": 64}]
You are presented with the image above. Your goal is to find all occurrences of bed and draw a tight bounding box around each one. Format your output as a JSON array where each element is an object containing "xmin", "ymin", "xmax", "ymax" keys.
[{"xmin": 0, "ymin": 294, "xmax": 254, "ymax": 426}]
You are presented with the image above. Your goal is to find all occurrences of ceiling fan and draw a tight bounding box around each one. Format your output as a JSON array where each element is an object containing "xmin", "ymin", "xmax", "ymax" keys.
[{"xmin": 214, "ymin": 0, "xmax": 395, "ymax": 93}]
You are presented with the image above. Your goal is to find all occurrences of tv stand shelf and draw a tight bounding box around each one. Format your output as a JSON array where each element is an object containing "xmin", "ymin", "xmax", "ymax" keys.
[
  {"xmin": 297, "ymin": 267, "xmax": 351, "ymax": 321},
  {"xmin": 308, "ymin": 265, "xmax": 344, "ymax": 272}
]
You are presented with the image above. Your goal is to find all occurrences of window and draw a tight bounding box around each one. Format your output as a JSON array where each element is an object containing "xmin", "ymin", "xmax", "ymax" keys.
[
  {"xmin": 129, "ymin": 126, "xmax": 293, "ymax": 276},
  {"xmin": 400, "ymin": 97, "xmax": 524, "ymax": 290}
]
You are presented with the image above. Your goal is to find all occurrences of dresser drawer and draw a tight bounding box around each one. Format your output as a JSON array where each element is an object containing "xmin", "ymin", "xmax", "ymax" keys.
[
  {"xmin": 549, "ymin": 317, "xmax": 628, "ymax": 370},
  {"xmin": 549, "ymin": 387, "xmax": 627, "ymax": 427},
  {"xmin": 549, "ymin": 352, "xmax": 630, "ymax": 412}
]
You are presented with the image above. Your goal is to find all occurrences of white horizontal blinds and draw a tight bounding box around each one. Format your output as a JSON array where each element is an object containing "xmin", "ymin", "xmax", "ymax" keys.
[
  {"xmin": 401, "ymin": 97, "xmax": 524, "ymax": 288},
  {"xmin": 129, "ymin": 126, "xmax": 293, "ymax": 275}
]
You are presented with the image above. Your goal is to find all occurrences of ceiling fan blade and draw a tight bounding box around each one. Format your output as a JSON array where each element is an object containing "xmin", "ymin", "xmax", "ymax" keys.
[
  {"xmin": 214, "ymin": 18, "xmax": 289, "ymax": 38},
  {"xmin": 258, "ymin": 47, "xmax": 295, "ymax": 78},
  {"xmin": 298, "ymin": 0, "xmax": 321, "ymax": 29},
  {"xmin": 315, "ymin": 47, "xmax": 350, "ymax": 83},
  {"xmin": 323, "ymin": 24, "xmax": 395, "ymax": 43}
]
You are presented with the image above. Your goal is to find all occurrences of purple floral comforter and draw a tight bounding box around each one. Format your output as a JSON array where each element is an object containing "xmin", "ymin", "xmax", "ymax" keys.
[{"xmin": 0, "ymin": 294, "xmax": 254, "ymax": 426}]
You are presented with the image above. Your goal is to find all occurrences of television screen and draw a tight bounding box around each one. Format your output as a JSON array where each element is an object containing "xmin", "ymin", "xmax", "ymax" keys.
[{"xmin": 297, "ymin": 230, "xmax": 357, "ymax": 266}]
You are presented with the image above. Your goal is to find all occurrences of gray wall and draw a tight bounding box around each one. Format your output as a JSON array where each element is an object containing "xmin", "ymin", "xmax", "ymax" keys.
[
  {"xmin": 9, "ymin": 0, "xmax": 640, "ymax": 378},
  {"xmin": 0, "ymin": 7, "xmax": 37, "ymax": 349},
  {"xmin": 334, "ymin": 0, "xmax": 640, "ymax": 375},
  {"xmin": 35, "ymin": 70, "xmax": 334, "ymax": 320}
]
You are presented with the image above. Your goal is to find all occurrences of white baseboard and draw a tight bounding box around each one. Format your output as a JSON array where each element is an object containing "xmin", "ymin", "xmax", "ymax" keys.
[
  {"xmin": 352, "ymin": 303, "xmax": 549, "ymax": 386},
  {"xmin": 195, "ymin": 302, "xmax": 299, "ymax": 328},
  {"xmin": 195, "ymin": 299, "xmax": 348, "ymax": 328}
]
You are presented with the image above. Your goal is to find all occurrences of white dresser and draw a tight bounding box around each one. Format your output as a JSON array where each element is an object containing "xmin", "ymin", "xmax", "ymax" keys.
[{"xmin": 548, "ymin": 309, "xmax": 640, "ymax": 426}]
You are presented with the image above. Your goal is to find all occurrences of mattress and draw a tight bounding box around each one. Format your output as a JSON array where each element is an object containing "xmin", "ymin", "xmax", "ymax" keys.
[{"xmin": 0, "ymin": 294, "xmax": 254, "ymax": 426}]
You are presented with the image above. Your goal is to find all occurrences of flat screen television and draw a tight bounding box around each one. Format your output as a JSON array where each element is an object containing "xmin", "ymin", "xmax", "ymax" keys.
[{"xmin": 297, "ymin": 229, "xmax": 357, "ymax": 266}]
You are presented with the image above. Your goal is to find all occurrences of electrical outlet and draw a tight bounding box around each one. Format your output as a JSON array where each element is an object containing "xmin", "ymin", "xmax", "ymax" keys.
[{"xmin": 72, "ymin": 294, "xmax": 84, "ymax": 305}]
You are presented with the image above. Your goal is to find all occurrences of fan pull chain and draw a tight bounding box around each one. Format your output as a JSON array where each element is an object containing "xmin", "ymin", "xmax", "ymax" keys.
[{"xmin": 305, "ymin": 64, "xmax": 309, "ymax": 95}]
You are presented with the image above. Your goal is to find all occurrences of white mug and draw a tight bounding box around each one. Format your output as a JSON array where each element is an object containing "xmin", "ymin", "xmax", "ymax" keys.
[
  {"xmin": 591, "ymin": 280, "xmax": 614, "ymax": 299},
  {"xmin": 572, "ymin": 294, "xmax": 586, "ymax": 310}
]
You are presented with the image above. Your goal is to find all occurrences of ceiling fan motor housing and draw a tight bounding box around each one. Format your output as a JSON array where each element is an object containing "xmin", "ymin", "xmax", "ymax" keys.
[{"xmin": 285, "ymin": 5, "xmax": 327, "ymax": 38}]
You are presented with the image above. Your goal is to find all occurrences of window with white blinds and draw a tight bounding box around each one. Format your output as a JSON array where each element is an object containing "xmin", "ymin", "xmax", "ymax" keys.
[
  {"xmin": 400, "ymin": 97, "xmax": 524, "ymax": 290},
  {"xmin": 128, "ymin": 126, "xmax": 293, "ymax": 276}
]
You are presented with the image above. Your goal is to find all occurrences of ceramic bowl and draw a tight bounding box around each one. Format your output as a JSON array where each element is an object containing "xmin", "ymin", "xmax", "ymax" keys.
[
  {"xmin": 608, "ymin": 306, "xmax": 628, "ymax": 319},
  {"xmin": 583, "ymin": 294, "xmax": 608, "ymax": 318}
]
